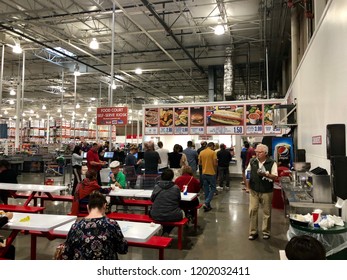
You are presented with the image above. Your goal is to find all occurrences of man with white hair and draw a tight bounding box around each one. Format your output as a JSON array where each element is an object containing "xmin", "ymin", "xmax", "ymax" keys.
[{"xmin": 246, "ymin": 143, "xmax": 278, "ymax": 240}]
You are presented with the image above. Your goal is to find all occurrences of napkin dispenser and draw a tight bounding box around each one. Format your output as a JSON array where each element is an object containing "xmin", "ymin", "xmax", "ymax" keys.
[{"xmin": 307, "ymin": 171, "xmax": 332, "ymax": 203}]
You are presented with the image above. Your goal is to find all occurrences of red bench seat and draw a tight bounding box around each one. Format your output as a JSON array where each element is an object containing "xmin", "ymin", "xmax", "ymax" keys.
[
  {"xmin": 122, "ymin": 199, "xmax": 153, "ymax": 214},
  {"xmin": 13, "ymin": 192, "xmax": 73, "ymax": 206},
  {"xmin": 0, "ymin": 204, "xmax": 45, "ymax": 213},
  {"xmin": 29, "ymin": 231, "xmax": 172, "ymax": 260},
  {"xmin": 107, "ymin": 212, "xmax": 188, "ymax": 250}
]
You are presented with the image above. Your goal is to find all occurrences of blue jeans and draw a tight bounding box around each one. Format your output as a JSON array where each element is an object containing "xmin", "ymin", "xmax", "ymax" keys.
[{"xmin": 202, "ymin": 174, "xmax": 216, "ymax": 208}]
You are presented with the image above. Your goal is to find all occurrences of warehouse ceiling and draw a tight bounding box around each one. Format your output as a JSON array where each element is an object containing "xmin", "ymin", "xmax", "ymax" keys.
[{"xmin": 0, "ymin": 0, "xmax": 291, "ymax": 122}]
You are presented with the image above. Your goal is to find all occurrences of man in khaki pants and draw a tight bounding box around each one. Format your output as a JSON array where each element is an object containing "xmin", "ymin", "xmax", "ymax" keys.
[{"xmin": 246, "ymin": 144, "xmax": 278, "ymax": 240}]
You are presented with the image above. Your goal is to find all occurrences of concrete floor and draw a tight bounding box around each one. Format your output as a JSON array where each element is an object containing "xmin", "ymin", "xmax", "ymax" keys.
[{"xmin": 1, "ymin": 172, "xmax": 289, "ymax": 260}]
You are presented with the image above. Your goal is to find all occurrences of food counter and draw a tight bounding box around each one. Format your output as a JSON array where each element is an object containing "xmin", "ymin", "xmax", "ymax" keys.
[{"xmin": 281, "ymin": 180, "xmax": 338, "ymax": 216}]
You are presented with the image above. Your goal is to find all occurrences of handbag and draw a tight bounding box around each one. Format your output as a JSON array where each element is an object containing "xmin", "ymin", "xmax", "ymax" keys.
[{"xmin": 53, "ymin": 243, "xmax": 66, "ymax": 260}]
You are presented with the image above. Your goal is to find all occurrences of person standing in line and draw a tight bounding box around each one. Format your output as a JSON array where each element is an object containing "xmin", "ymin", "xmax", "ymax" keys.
[
  {"xmin": 244, "ymin": 142, "xmax": 256, "ymax": 193},
  {"xmin": 62, "ymin": 191, "xmax": 128, "ymax": 260},
  {"xmin": 156, "ymin": 141, "xmax": 169, "ymax": 172},
  {"xmin": 240, "ymin": 141, "xmax": 249, "ymax": 187},
  {"xmin": 183, "ymin": 140, "xmax": 198, "ymax": 176},
  {"xmin": 198, "ymin": 142, "xmax": 217, "ymax": 212},
  {"xmin": 71, "ymin": 145, "xmax": 83, "ymax": 195},
  {"xmin": 196, "ymin": 141, "xmax": 207, "ymax": 187},
  {"xmin": 87, "ymin": 143, "xmax": 106, "ymax": 186},
  {"xmin": 246, "ymin": 144, "xmax": 278, "ymax": 240},
  {"xmin": 217, "ymin": 143, "xmax": 232, "ymax": 190},
  {"xmin": 143, "ymin": 141, "xmax": 161, "ymax": 175}
]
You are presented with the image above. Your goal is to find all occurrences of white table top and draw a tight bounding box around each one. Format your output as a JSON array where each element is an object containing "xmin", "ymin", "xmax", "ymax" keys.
[
  {"xmin": 0, "ymin": 183, "xmax": 67, "ymax": 193},
  {"xmin": 108, "ymin": 188, "xmax": 197, "ymax": 201},
  {"xmin": 53, "ymin": 219, "xmax": 161, "ymax": 243},
  {"xmin": 108, "ymin": 188, "xmax": 146, "ymax": 197},
  {"xmin": 3, "ymin": 212, "xmax": 77, "ymax": 231},
  {"xmin": 135, "ymin": 189, "xmax": 198, "ymax": 201}
]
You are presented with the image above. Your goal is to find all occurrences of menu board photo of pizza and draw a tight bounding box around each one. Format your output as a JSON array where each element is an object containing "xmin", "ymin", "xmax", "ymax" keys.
[
  {"xmin": 144, "ymin": 108, "xmax": 158, "ymax": 127},
  {"xmin": 144, "ymin": 108, "xmax": 159, "ymax": 135}
]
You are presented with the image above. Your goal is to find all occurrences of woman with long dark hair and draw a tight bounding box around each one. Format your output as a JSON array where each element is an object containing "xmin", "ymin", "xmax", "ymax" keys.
[{"xmin": 71, "ymin": 145, "xmax": 83, "ymax": 195}]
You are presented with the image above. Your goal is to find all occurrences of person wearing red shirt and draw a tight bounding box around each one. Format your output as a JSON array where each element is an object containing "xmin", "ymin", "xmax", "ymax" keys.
[
  {"xmin": 87, "ymin": 143, "xmax": 106, "ymax": 186},
  {"xmin": 174, "ymin": 165, "xmax": 200, "ymax": 220}
]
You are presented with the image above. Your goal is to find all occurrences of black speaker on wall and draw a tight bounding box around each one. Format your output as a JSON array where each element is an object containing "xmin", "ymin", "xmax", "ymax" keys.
[
  {"xmin": 330, "ymin": 156, "xmax": 347, "ymax": 199},
  {"xmin": 326, "ymin": 124, "xmax": 346, "ymax": 159}
]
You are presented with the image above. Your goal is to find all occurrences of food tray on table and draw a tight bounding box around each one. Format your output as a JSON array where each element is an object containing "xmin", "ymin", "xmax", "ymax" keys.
[{"xmin": 289, "ymin": 214, "xmax": 310, "ymax": 227}]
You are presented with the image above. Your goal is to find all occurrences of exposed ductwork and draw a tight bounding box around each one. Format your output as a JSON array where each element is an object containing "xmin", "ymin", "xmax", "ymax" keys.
[{"xmin": 223, "ymin": 46, "xmax": 233, "ymax": 101}]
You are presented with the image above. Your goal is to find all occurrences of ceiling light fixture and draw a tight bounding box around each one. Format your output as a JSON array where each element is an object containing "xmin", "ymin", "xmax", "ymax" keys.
[
  {"xmin": 9, "ymin": 100, "xmax": 15, "ymax": 105},
  {"xmin": 42, "ymin": 104, "xmax": 46, "ymax": 110},
  {"xmin": 88, "ymin": 107, "xmax": 92, "ymax": 112},
  {"xmin": 57, "ymin": 108, "xmax": 61, "ymax": 113},
  {"xmin": 13, "ymin": 43, "xmax": 23, "ymax": 54},
  {"xmin": 4, "ymin": 110, "xmax": 8, "ymax": 115},
  {"xmin": 214, "ymin": 24, "xmax": 225, "ymax": 35},
  {"xmin": 111, "ymin": 83, "xmax": 117, "ymax": 89},
  {"xmin": 10, "ymin": 89, "xmax": 16, "ymax": 96},
  {"xmin": 76, "ymin": 103, "xmax": 80, "ymax": 109},
  {"xmin": 30, "ymin": 109, "xmax": 34, "ymax": 114},
  {"xmin": 89, "ymin": 38, "xmax": 99, "ymax": 50},
  {"xmin": 179, "ymin": 95, "xmax": 184, "ymax": 99},
  {"xmin": 135, "ymin": 68, "xmax": 143, "ymax": 75}
]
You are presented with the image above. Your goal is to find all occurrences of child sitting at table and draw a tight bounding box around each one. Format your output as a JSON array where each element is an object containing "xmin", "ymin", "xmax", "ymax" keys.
[
  {"xmin": 71, "ymin": 170, "xmax": 115, "ymax": 215},
  {"xmin": 0, "ymin": 211, "xmax": 15, "ymax": 259}
]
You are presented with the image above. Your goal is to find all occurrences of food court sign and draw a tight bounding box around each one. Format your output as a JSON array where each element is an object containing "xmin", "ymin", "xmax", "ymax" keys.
[{"xmin": 97, "ymin": 106, "xmax": 128, "ymax": 125}]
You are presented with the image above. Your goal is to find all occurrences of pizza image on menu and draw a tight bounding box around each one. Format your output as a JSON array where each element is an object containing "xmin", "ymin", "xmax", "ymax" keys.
[
  {"xmin": 159, "ymin": 108, "xmax": 174, "ymax": 127},
  {"xmin": 190, "ymin": 107, "xmax": 204, "ymax": 126},
  {"xmin": 145, "ymin": 109, "xmax": 158, "ymax": 127}
]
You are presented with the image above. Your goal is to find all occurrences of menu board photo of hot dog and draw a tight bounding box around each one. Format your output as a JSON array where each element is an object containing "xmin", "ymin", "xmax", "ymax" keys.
[{"xmin": 207, "ymin": 105, "xmax": 244, "ymax": 126}]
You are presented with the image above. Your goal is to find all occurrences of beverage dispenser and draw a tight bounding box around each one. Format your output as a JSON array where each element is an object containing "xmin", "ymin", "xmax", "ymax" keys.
[{"xmin": 306, "ymin": 167, "xmax": 332, "ymax": 203}]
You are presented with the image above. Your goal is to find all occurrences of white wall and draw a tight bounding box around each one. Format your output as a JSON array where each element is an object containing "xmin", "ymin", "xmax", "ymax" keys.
[{"xmin": 288, "ymin": 0, "xmax": 347, "ymax": 172}]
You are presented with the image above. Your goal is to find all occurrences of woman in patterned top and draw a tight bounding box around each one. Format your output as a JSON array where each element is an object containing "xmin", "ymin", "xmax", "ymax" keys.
[{"xmin": 62, "ymin": 191, "xmax": 128, "ymax": 260}]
